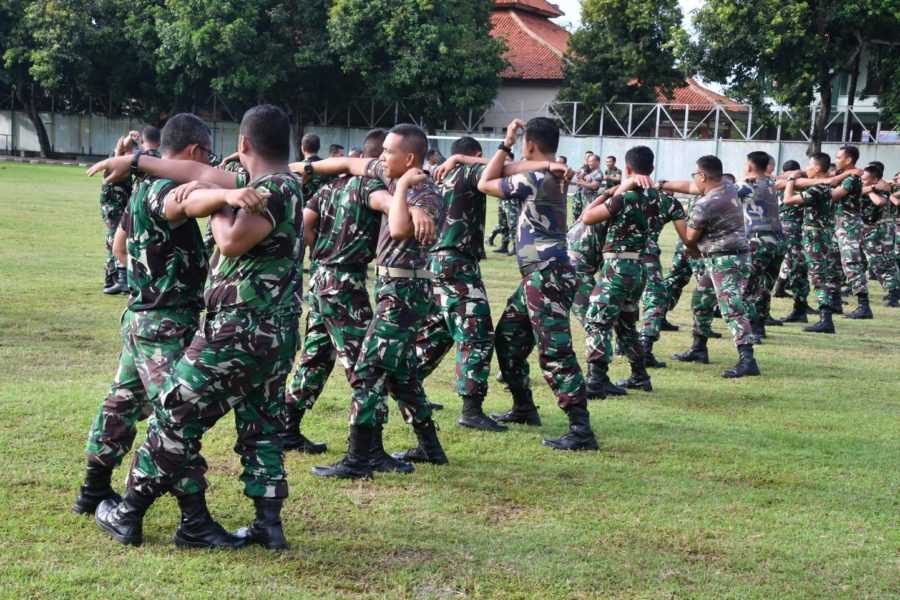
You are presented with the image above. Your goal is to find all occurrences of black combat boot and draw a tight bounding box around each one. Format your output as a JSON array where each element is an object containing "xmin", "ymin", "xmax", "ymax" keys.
[
  {"xmin": 488, "ymin": 229, "xmax": 499, "ymax": 247},
  {"xmin": 721, "ymin": 344, "xmax": 760, "ymax": 378},
  {"xmin": 103, "ymin": 267, "xmax": 128, "ymax": 295},
  {"xmin": 234, "ymin": 498, "xmax": 288, "ymax": 550},
  {"xmin": 173, "ymin": 492, "xmax": 247, "ymax": 549},
  {"xmin": 542, "ymin": 405, "xmax": 599, "ymax": 451},
  {"xmin": 672, "ymin": 335, "xmax": 709, "ymax": 364},
  {"xmin": 781, "ymin": 297, "xmax": 809, "ymax": 323},
  {"xmin": 72, "ymin": 462, "xmax": 121, "ymax": 515},
  {"xmin": 884, "ymin": 289, "xmax": 900, "ymax": 308},
  {"xmin": 830, "ymin": 294, "xmax": 844, "ymax": 315},
  {"xmin": 391, "ymin": 419, "xmax": 449, "ymax": 465},
  {"xmin": 773, "ymin": 277, "xmax": 790, "ymax": 298},
  {"xmin": 369, "ymin": 424, "xmax": 415, "ymax": 474},
  {"xmin": 102, "ymin": 269, "xmax": 115, "ymax": 293},
  {"xmin": 491, "ymin": 387, "xmax": 542, "ymax": 425},
  {"xmin": 707, "ymin": 330, "xmax": 723, "ymax": 338},
  {"xmin": 803, "ymin": 308, "xmax": 835, "ymax": 334},
  {"xmin": 281, "ymin": 404, "xmax": 327, "ymax": 454},
  {"xmin": 845, "ymin": 292, "xmax": 873, "ymax": 319},
  {"xmin": 585, "ymin": 363, "xmax": 627, "ymax": 400},
  {"xmin": 493, "ymin": 240, "xmax": 509, "ymax": 254},
  {"xmin": 764, "ymin": 314, "xmax": 783, "ymax": 326},
  {"xmin": 659, "ymin": 318, "xmax": 680, "ymax": 332},
  {"xmin": 95, "ymin": 488, "xmax": 159, "ymax": 546},
  {"xmin": 751, "ymin": 318, "xmax": 766, "ymax": 341},
  {"xmin": 642, "ymin": 337, "xmax": 667, "ymax": 369},
  {"xmin": 617, "ymin": 359, "xmax": 652, "ymax": 392},
  {"xmin": 458, "ymin": 395, "xmax": 507, "ymax": 432},
  {"xmin": 311, "ymin": 426, "xmax": 375, "ymax": 480}
]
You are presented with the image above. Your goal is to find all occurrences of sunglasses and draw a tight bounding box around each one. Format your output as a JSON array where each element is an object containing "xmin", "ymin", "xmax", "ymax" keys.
[{"xmin": 198, "ymin": 146, "xmax": 220, "ymax": 166}]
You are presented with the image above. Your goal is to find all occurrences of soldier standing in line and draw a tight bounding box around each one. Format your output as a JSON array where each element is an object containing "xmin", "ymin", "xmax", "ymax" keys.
[
  {"xmin": 775, "ymin": 160, "xmax": 814, "ymax": 323},
  {"xmin": 571, "ymin": 153, "xmax": 603, "ymax": 221},
  {"xmin": 860, "ymin": 165, "xmax": 900, "ymax": 306},
  {"xmin": 602, "ymin": 155, "xmax": 622, "ymax": 190}
]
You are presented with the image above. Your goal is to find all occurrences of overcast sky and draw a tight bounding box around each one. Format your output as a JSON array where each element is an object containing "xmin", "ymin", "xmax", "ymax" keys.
[{"xmin": 552, "ymin": 0, "xmax": 704, "ymax": 32}]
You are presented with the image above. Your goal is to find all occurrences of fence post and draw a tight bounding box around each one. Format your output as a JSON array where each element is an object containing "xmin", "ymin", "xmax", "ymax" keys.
[
  {"xmin": 714, "ymin": 106, "xmax": 721, "ymax": 157},
  {"xmin": 627, "ymin": 103, "xmax": 633, "ymax": 138},
  {"xmin": 654, "ymin": 104, "xmax": 661, "ymax": 138},
  {"xmin": 841, "ymin": 107, "xmax": 849, "ymax": 142}
]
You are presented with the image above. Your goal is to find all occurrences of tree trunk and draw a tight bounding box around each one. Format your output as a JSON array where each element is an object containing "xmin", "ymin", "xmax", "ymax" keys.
[
  {"xmin": 808, "ymin": 71, "xmax": 832, "ymax": 156},
  {"xmin": 14, "ymin": 84, "xmax": 53, "ymax": 158},
  {"xmin": 846, "ymin": 48, "xmax": 862, "ymax": 109}
]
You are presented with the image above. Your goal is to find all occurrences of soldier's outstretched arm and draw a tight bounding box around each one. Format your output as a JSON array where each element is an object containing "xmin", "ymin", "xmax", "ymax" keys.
[
  {"xmin": 659, "ymin": 180, "xmax": 699, "ymax": 195},
  {"xmin": 180, "ymin": 187, "xmax": 269, "ymax": 219},
  {"xmin": 290, "ymin": 157, "xmax": 370, "ymax": 179},
  {"xmin": 782, "ymin": 178, "xmax": 804, "ymax": 206}
]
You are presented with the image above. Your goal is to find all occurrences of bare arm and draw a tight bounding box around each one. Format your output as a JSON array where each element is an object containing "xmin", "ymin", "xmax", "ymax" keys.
[
  {"xmin": 210, "ymin": 207, "xmax": 274, "ymax": 258},
  {"xmin": 478, "ymin": 119, "xmax": 525, "ymax": 198},
  {"xmin": 867, "ymin": 192, "xmax": 888, "ymax": 207},
  {"xmin": 389, "ymin": 170, "xmax": 427, "ymax": 240},
  {"xmin": 783, "ymin": 179, "xmax": 805, "ymax": 206},
  {"xmin": 660, "ymin": 180, "xmax": 700, "ymax": 195},
  {"xmin": 112, "ymin": 225, "xmax": 127, "ymax": 266},
  {"xmin": 672, "ymin": 219, "xmax": 689, "ymax": 245},
  {"xmin": 290, "ymin": 157, "xmax": 371, "ymax": 178},
  {"xmin": 368, "ymin": 189, "xmax": 392, "ymax": 215},
  {"xmin": 303, "ymin": 208, "xmax": 319, "ymax": 250},
  {"xmin": 180, "ymin": 187, "xmax": 268, "ymax": 219},
  {"xmin": 87, "ymin": 154, "xmax": 237, "ymax": 188}
]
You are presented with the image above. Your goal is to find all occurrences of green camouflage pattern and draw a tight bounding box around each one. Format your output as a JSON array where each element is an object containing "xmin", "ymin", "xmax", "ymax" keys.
[
  {"xmin": 602, "ymin": 190, "xmax": 651, "ymax": 253},
  {"xmin": 296, "ymin": 155, "xmax": 334, "ymax": 206},
  {"xmin": 834, "ymin": 210, "xmax": 868, "ymax": 295},
  {"xmin": 500, "ymin": 171, "xmax": 568, "ymax": 275},
  {"xmin": 835, "ymin": 174, "xmax": 863, "ymax": 216},
  {"xmin": 639, "ymin": 190, "xmax": 685, "ymax": 339},
  {"xmin": 585, "ymin": 258, "xmax": 647, "ymax": 367},
  {"xmin": 489, "ymin": 198, "xmax": 511, "ymax": 248},
  {"xmin": 603, "ymin": 166, "xmax": 622, "ymax": 189},
  {"xmin": 802, "ymin": 225, "xmax": 842, "ymax": 310},
  {"xmin": 778, "ymin": 189, "xmax": 810, "ymax": 299},
  {"xmin": 567, "ymin": 220, "xmax": 607, "ymax": 329},
  {"xmin": 746, "ymin": 234, "xmax": 786, "ymax": 321},
  {"xmin": 99, "ymin": 180, "xmax": 132, "ymax": 280},
  {"xmin": 495, "ymin": 262, "xmax": 587, "ymax": 409},
  {"xmin": 688, "ymin": 183, "xmax": 749, "ymax": 255},
  {"xmin": 433, "ymin": 163, "xmax": 488, "ymax": 260},
  {"xmin": 307, "ymin": 175, "xmax": 384, "ymax": 266},
  {"xmin": 862, "ymin": 220, "xmax": 899, "ymax": 293},
  {"xmin": 692, "ymin": 254, "xmax": 753, "ymax": 347}
]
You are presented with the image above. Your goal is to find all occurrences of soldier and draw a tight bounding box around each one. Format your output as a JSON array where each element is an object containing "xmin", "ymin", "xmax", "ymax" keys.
[
  {"xmin": 860, "ymin": 165, "xmax": 900, "ymax": 306},
  {"xmin": 571, "ymin": 153, "xmax": 603, "ymax": 221},
  {"xmin": 831, "ymin": 146, "xmax": 871, "ymax": 319},
  {"xmin": 738, "ymin": 151, "xmax": 784, "ymax": 339},
  {"xmin": 282, "ymin": 129, "xmax": 391, "ymax": 459},
  {"xmin": 781, "ymin": 153, "xmax": 842, "ymax": 333},
  {"xmin": 602, "ymin": 155, "xmax": 622, "ymax": 190},
  {"xmin": 582, "ymin": 146, "xmax": 690, "ymax": 395},
  {"xmin": 488, "ymin": 196, "xmax": 510, "ymax": 251},
  {"xmin": 302, "ymin": 124, "xmax": 449, "ymax": 479},
  {"xmin": 296, "ymin": 133, "xmax": 333, "ymax": 204},
  {"xmin": 775, "ymin": 160, "xmax": 813, "ymax": 322},
  {"xmin": 74, "ymin": 115, "xmax": 213, "ymax": 539},
  {"xmin": 329, "ymin": 143, "xmax": 345, "ymax": 157},
  {"xmin": 661, "ymin": 156, "xmax": 761, "ymax": 378},
  {"xmin": 88, "ymin": 104, "xmax": 303, "ymax": 550},
  {"xmin": 478, "ymin": 118, "xmax": 598, "ymax": 451}
]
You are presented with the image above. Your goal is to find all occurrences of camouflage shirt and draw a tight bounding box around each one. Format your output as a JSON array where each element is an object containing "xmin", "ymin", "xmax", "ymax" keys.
[
  {"xmin": 582, "ymin": 169, "xmax": 605, "ymax": 204},
  {"xmin": 860, "ymin": 190, "xmax": 890, "ymax": 225},
  {"xmin": 297, "ymin": 155, "xmax": 334, "ymax": 208},
  {"xmin": 121, "ymin": 176, "xmax": 207, "ymax": 311},
  {"xmin": 602, "ymin": 190, "xmax": 651, "ymax": 254},
  {"xmin": 366, "ymin": 159, "xmax": 444, "ymax": 270},
  {"xmin": 204, "ymin": 172, "xmax": 304, "ymax": 314},
  {"xmin": 778, "ymin": 189, "xmax": 804, "ymax": 223},
  {"xmin": 644, "ymin": 190, "xmax": 686, "ymax": 257},
  {"xmin": 603, "ymin": 166, "xmax": 622, "ymax": 189},
  {"xmin": 432, "ymin": 163, "xmax": 487, "ymax": 261},
  {"xmin": 307, "ymin": 175, "xmax": 385, "ymax": 266},
  {"xmin": 737, "ymin": 177, "xmax": 782, "ymax": 236},
  {"xmin": 835, "ymin": 174, "xmax": 862, "ymax": 216},
  {"xmin": 688, "ymin": 182, "xmax": 749, "ymax": 255},
  {"xmin": 798, "ymin": 184, "xmax": 835, "ymax": 230},
  {"xmin": 500, "ymin": 170, "xmax": 569, "ymax": 275},
  {"xmin": 567, "ymin": 220, "xmax": 607, "ymax": 274}
]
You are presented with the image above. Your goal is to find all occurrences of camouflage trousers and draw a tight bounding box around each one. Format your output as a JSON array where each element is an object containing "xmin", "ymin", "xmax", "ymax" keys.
[
  {"xmin": 128, "ymin": 309, "xmax": 299, "ymax": 499},
  {"xmin": 100, "ymin": 196, "xmax": 126, "ymax": 280},
  {"xmin": 86, "ymin": 307, "xmax": 198, "ymax": 489},
  {"xmin": 495, "ymin": 261, "xmax": 587, "ymax": 409},
  {"xmin": 692, "ymin": 253, "xmax": 753, "ymax": 347},
  {"xmin": 349, "ymin": 277, "xmax": 434, "ymax": 428},
  {"xmin": 585, "ymin": 257, "xmax": 647, "ymax": 368},
  {"xmin": 802, "ymin": 226, "xmax": 842, "ymax": 310},
  {"xmin": 415, "ymin": 256, "xmax": 494, "ymax": 399},
  {"xmin": 862, "ymin": 222, "xmax": 900, "ymax": 292},
  {"xmin": 504, "ymin": 200, "xmax": 521, "ymax": 253},
  {"xmin": 489, "ymin": 200, "xmax": 510, "ymax": 246},
  {"xmin": 571, "ymin": 270, "xmax": 598, "ymax": 330},
  {"xmin": 834, "ymin": 212, "xmax": 868, "ymax": 295},
  {"xmin": 571, "ymin": 194, "xmax": 585, "ymax": 222},
  {"xmin": 746, "ymin": 234, "xmax": 786, "ymax": 321},
  {"xmin": 639, "ymin": 254, "xmax": 667, "ymax": 341},
  {"xmin": 287, "ymin": 267, "xmax": 373, "ymax": 410},
  {"xmin": 778, "ymin": 218, "xmax": 810, "ymax": 299},
  {"xmin": 663, "ymin": 242, "xmax": 694, "ymax": 311}
]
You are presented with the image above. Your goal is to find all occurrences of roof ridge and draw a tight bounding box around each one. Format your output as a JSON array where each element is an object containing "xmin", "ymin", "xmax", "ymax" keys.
[{"xmin": 508, "ymin": 10, "xmax": 565, "ymax": 59}]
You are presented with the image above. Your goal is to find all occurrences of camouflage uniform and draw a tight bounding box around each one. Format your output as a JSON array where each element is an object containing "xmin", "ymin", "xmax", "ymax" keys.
[
  {"xmin": 639, "ymin": 191, "xmax": 686, "ymax": 341},
  {"xmin": 504, "ymin": 197, "xmax": 522, "ymax": 253},
  {"xmin": 567, "ymin": 219, "xmax": 607, "ymax": 329},
  {"xmin": 489, "ymin": 198, "xmax": 510, "ymax": 248},
  {"xmin": 777, "ymin": 189, "xmax": 810, "ymax": 299},
  {"xmin": 572, "ymin": 169, "xmax": 603, "ymax": 221},
  {"xmin": 348, "ymin": 160, "xmax": 444, "ymax": 428},
  {"xmin": 415, "ymin": 163, "xmax": 494, "ymax": 401},
  {"xmin": 86, "ymin": 176, "xmax": 207, "ymax": 481},
  {"xmin": 603, "ymin": 166, "xmax": 622, "ymax": 189},
  {"xmin": 662, "ymin": 240, "xmax": 694, "ymax": 311},
  {"xmin": 584, "ymin": 190, "xmax": 653, "ymax": 371},
  {"xmin": 688, "ymin": 182, "xmax": 754, "ymax": 347},
  {"xmin": 738, "ymin": 177, "xmax": 785, "ymax": 322},
  {"xmin": 797, "ymin": 184, "xmax": 841, "ymax": 310},
  {"xmin": 99, "ymin": 180, "xmax": 132, "ymax": 283},
  {"xmin": 861, "ymin": 190, "xmax": 900, "ymax": 294},
  {"xmin": 287, "ymin": 175, "xmax": 384, "ymax": 410},
  {"xmin": 128, "ymin": 172, "xmax": 304, "ymax": 500},
  {"xmin": 296, "ymin": 155, "xmax": 334, "ymax": 208},
  {"xmin": 494, "ymin": 170, "xmax": 587, "ymax": 409},
  {"xmin": 834, "ymin": 175, "xmax": 867, "ymax": 295}
]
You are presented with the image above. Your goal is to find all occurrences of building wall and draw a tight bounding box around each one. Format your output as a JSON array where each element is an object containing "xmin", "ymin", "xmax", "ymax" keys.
[{"xmin": 479, "ymin": 81, "xmax": 561, "ymax": 131}]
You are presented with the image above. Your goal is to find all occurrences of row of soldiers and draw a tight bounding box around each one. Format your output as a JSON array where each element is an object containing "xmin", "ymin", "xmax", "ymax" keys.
[{"xmin": 78, "ymin": 108, "xmax": 897, "ymax": 552}]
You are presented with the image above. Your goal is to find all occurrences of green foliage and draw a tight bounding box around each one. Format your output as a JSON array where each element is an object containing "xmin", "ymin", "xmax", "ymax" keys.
[
  {"xmin": 560, "ymin": 0, "xmax": 686, "ymax": 106},
  {"xmin": 328, "ymin": 0, "xmax": 505, "ymax": 128}
]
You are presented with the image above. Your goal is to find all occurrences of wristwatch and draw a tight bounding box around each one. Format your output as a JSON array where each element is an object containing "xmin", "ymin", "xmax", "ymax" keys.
[
  {"xmin": 304, "ymin": 163, "xmax": 315, "ymax": 178},
  {"xmin": 498, "ymin": 143, "xmax": 513, "ymax": 156},
  {"xmin": 130, "ymin": 149, "xmax": 144, "ymax": 175},
  {"xmin": 656, "ymin": 180, "xmax": 667, "ymax": 190}
]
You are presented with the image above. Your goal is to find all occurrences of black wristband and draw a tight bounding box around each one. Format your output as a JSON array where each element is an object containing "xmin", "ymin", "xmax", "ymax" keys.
[
  {"xmin": 498, "ymin": 143, "xmax": 513, "ymax": 156},
  {"xmin": 130, "ymin": 150, "xmax": 143, "ymax": 175},
  {"xmin": 304, "ymin": 163, "xmax": 315, "ymax": 177}
]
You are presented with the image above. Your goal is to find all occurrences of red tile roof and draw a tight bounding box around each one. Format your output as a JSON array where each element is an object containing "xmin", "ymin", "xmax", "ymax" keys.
[
  {"xmin": 656, "ymin": 78, "xmax": 747, "ymax": 111},
  {"xmin": 491, "ymin": 9, "xmax": 570, "ymax": 80},
  {"xmin": 494, "ymin": 0, "xmax": 564, "ymax": 18}
]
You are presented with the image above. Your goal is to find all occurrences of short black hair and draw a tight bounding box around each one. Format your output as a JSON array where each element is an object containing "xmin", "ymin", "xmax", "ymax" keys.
[
  {"xmin": 624, "ymin": 146, "xmax": 654, "ymax": 175},
  {"xmin": 142, "ymin": 126, "xmax": 161, "ymax": 146},
  {"xmin": 524, "ymin": 117, "xmax": 559, "ymax": 154},
  {"xmin": 389, "ymin": 123, "xmax": 428, "ymax": 163},
  {"xmin": 584, "ymin": 150, "xmax": 594, "ymax": 156},
  {"xmin": 450, "ymin": 136, "xmax": 482, "ymax": 157},
  {"xmin": 810, "ymin": 152, "xmax": 830, "ymax": 173},
  {"xmin": 838, "ymin": 145, "xmax": 859, "ymax": 164},
  {"xmin": 301, "ymin": 133, "xmax": 320, "ymax": 154},
  {"xmin": 782, "ymin": 159, "xmax": 801, "ymax": 172},
  {"xmin": 723, "ymin": 173, "xmax": 736, "ymax": 184},
  {"xmin": 867, "ymin": 161, "xmax": 884, "ymax": 178},
  {"xmin": 426, "ymin": 148, "xmax": 442, "ymax": 160},
  {"xmin": 863, "ymin": 165, "xmax": 881, "ymax": 179},
  {"xmin": 558, "ymin": 155, "xmax": 567, "ymax": 164},
  {"xmin": 606, "ymin": 155, "xmax": 616, "ymax": 162},
  {"xmin": 240, "ymin": 104, "xmax": 290, "ymax": 162},
  {"xmin": 159, "ymin": 113, "xmax": 211, "ymax": 155},
  {"xmin": 329, "ymin": 144, "xmax": 344, "ymax": 154},
  {"xmin": 362, "ymin": 129, "xmax": 387, "ymax": 159},
  {"xmin": 696, "ymin": 155, "xmax": 723, "ymax": 179},
  {"xmin": 747, "ymin": 151, "xmax": 770, "ymax": 172}
]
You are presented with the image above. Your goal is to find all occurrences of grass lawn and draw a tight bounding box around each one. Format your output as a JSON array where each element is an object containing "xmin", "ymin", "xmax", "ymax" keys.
[{"xmin": 0, "ymin": 161, "xmax": 897, "ymax": 599}]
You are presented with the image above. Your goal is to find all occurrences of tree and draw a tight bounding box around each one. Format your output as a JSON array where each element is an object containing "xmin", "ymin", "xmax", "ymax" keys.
[
  {"xmin": 686, "ymin": 0, "xmax": 900, "ymax": 154},
  {"xmin": 327, "ymin": 0, "xmax": 505, "ymax": 130},
  {"xmin": 559, "ymin": 0, "xmax": 686, "ymax": 107}
]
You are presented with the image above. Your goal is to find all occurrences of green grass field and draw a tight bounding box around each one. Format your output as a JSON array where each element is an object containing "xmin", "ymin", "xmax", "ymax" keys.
[{"xmin": 0, "ymin": 161, "xmax": 897, "ymax": 599}]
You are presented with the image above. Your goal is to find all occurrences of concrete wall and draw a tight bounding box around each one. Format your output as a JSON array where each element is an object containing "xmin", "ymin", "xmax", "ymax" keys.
[
  {"xmin": 3, "ymin": 111, "xmax": 898, "ymax": 178},
  {"xmin": 480, "ymin": 82, "xmax": 560, "ymax": 131}
]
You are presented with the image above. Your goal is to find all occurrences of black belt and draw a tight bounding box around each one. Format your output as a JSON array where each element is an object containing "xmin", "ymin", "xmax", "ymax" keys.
[{"xmin": 701, "ymin": 250, "xmax": 748, "ymax": 258}]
